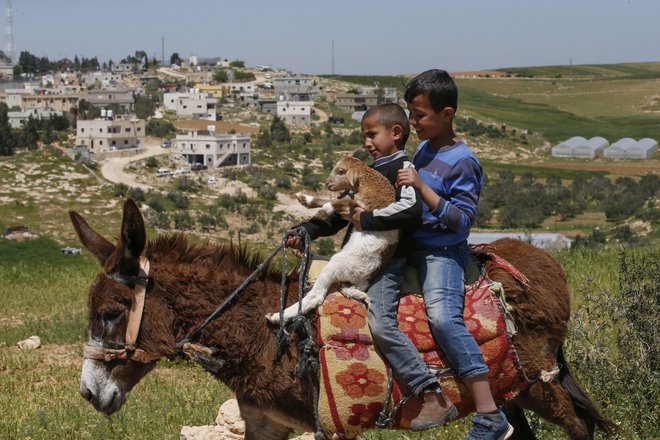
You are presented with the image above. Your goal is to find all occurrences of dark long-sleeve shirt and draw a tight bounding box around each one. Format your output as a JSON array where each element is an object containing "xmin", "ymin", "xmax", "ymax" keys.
[{"xmin": 297, "ymin": 150, "xmax": 422, "ymax": 259}]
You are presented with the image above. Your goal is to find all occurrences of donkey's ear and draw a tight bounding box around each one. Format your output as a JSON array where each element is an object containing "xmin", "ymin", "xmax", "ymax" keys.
[
  {"xmin": 346, "ymin": 168, "xmax": 360, "ymax": 191},
  {"xmin": 117, "ymin": 199, "xmax": 146, "ymax": 266},
  {"xmin": 69, "ymin": 210, "xmax": 115, "ymax": 265}
]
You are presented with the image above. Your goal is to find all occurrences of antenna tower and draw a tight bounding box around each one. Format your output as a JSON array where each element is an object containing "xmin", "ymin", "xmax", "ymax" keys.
[
  {"xmin": 331, "ymin": 39, "xmax": 335, "ymax": 75},
  {"xmin": 161, "ymin": 35, "xmax": 165, "ymax": 66},
  {"xmin": 5, "ymin": 0, "xmax": 14, "ymax": 63}
]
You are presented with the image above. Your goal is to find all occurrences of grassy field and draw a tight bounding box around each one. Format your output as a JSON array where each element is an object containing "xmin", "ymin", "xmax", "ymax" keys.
[
  {"xmin": 1, "ymin": 235, "xmax": 655, "ymax": 439},
  {"xmin": 327, "ymin": 63, "xmax": 660, "ymax": 143}
]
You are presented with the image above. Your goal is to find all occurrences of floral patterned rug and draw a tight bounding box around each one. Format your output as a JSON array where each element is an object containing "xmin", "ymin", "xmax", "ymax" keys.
[{"xmin": 315, "ymin": 272, "xmax": 529, "ymax": 439}]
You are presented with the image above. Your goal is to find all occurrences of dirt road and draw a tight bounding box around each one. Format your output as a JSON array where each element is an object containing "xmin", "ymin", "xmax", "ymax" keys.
[{"xmin": 100, "ymin": 138, "xmax": 166, "ymax": 190}]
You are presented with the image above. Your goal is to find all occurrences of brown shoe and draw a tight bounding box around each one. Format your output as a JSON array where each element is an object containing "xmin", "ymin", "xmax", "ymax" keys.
[{"xmin": 409, "ymin": 389, "xmax": 458, "ymax": 431}]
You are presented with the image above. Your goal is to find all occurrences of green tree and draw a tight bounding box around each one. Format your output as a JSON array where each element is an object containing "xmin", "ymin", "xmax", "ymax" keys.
[
  {"xmin": 229, "ymin": 60, "xmax": 245, "ymax": 68},
  {"xmin": 270, "ymin": 117, "xmax": 291, "ymax": 143},
  {"xmin": 213, "ymin": 69, "xmax": 229, "ymax": 83},
  {"xmin": 170, "ymin": 52, "xmax": 182, "ymax": 66},
  {"xmin": 234, "ymin": 71, "xmax": 256, "ymax": 82},
  {"xmin": 134, "ymin": 94, "xmax": 158, "ymax": 119},
  {"xmin": 0, "ymin": 104, "xmax": 16, "ymax": 156}
]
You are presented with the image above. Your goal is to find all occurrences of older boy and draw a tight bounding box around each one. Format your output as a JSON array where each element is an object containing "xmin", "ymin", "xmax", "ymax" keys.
[
  {"xmin": 287, "ymin": 104, "xmax": 455, "ymax": 430},
  {"xmin": 397, "ymin": 70, "xmax": 513, "ymax": 439}
]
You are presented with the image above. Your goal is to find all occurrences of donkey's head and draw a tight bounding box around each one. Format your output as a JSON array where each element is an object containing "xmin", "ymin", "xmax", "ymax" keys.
[{"xmin": 70, "ymin": 199, "xmax": 173, "ymax": 415}]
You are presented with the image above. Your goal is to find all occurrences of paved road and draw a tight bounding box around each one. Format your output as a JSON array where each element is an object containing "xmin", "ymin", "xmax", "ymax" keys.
[{"xmin": 100, "ymin": 138, "xmax": 166, "ymax": 190}]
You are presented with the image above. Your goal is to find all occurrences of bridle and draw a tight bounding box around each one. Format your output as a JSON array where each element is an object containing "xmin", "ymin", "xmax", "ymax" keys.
[{"xmin": 82, "ymin": 257, "xmax": 162, "ymax": 364}]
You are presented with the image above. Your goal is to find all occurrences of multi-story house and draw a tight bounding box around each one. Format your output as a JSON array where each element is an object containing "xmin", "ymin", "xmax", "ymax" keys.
[
  {"xmin": 172, "ymin": 129, "xmax": 251, "ymax": 167},
  {"xmin": 84, "ymin": 89, "xmax": 135, "ymax": 113},
  {"xmin": 76, "ymin": 115, "xmax": 145, "ymax": 152},
  {"xmin": 276, "ymin": 100, "xmax": 313, "ymax": 126},
  {"xmin": 7, "ymin": 108, "xmax": 64, "ymax": 128},
  {"xmin": 273, "ymin": 77, "xmax": 323, "ymax": 101},
  {"xmin": 334, "ymin": 93, "xmax": 379, "ymax": 112},
  {"xmin": 163, "ymin": 90, "xmax": 217, "ymax": 120}
]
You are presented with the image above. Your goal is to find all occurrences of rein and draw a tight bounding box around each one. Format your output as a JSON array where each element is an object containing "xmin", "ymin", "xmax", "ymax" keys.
[{"xmin": 83, "ymin": 257, "xmax": 161, "ymax": 364}]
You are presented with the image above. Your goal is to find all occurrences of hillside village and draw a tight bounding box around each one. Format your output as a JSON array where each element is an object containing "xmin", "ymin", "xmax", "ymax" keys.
[{"xmin": 0, "ymin": 53, "xmax": 659, "ymax": 253}]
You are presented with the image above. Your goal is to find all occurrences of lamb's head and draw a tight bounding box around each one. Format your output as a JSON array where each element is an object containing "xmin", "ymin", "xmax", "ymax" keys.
[{"xmin": 326, "ymin": 156, "xmax": 368, "ymax": 192}]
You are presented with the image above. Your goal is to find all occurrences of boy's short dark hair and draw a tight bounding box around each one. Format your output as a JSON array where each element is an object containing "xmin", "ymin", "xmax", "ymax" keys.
[
  {"xmin": 404, "ymin": 69, "xmax": 458, "ymax": 112},
  {"xmin": 362, "ymin": 103, "xmax": 410, "ymax": 149}
]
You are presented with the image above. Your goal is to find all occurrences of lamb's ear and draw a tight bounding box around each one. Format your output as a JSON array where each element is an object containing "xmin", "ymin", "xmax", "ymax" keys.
[
  {"xmin": 346, "ymin": 168, "xmax": 360, "ymax": 191},
  {"xmin": 115, "ymin": 199, "xmax": 146, "ymax": 274},
  {"xmin": 69, "ymin": 210, "xmax": 115, "ymax": 265}
]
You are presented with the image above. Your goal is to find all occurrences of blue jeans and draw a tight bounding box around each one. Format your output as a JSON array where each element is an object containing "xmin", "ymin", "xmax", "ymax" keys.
[
  {"xmin": 409, "ymin": 242, "xmax": 489, "ymax": 380},
  {"xmin": 367, "ymin": 257, "xmax": 438, "ymax": 396}
]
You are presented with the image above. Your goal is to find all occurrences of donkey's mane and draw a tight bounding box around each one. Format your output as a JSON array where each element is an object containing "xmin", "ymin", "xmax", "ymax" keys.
[{"xmin": 146, "ymin": 233, "xmax": 290, "ymax": 279}]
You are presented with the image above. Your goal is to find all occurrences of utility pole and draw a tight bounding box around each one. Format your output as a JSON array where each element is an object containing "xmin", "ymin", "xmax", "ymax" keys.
[{"xmin": 5, "ymin": 0, "xmax": 14, "ymax": 63}]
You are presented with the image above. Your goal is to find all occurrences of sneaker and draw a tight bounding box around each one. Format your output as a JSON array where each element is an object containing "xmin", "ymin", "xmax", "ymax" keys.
[
  {"xmin": 464, "ymin": 409, "xmax": 514, "ymax": 440},
  {"xmin": 409, "ymin": 389, "xmax": 458, "ymax": 431}
]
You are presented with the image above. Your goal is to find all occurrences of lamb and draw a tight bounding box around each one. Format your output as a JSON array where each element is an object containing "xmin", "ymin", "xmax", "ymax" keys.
[{"xmin": 267, "ymin": 156, "xmax": 400, "ymax": 324}]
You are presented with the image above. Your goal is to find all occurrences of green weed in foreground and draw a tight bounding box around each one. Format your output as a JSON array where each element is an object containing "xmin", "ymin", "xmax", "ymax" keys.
[{"xmin": 0, "ymin": 350, "xmax": 230, "ymax": 440}]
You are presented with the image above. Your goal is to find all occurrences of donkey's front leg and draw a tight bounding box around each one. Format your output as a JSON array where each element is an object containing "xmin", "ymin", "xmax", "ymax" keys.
[{"xmin": 239, "ymin": 403, "xmax": 293, "ymax": 440}]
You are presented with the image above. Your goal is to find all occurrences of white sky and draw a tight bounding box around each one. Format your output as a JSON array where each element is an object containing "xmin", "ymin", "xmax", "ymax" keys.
[{"xmin": 11, "ymin": 0, "xmax": 660, "ymax": 74}]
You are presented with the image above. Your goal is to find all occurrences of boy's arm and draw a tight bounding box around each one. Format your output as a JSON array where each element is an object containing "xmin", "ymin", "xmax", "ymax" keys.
[
  {"xmin": 292, "ymin": 213, "xmax": 349, "ymax": 240},
  {"xmin": 358, "ymin": 183, "xmax": 422, "ymax": 231},
  {"xmin": 398, "ymin": 158, "xmax": 481, "ymax": 236}
]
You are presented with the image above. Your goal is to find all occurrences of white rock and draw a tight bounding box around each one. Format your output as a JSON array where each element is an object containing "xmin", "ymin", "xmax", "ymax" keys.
[
  {"xmin": 180, "ymin": 425, "xmax": 243, "ymax": 440},
  {"xmin": 215, "ymin": 399, "xmax": 246, "ymax": 434},
  {"xmin": 16, "ymin": 335, "xmax": 41, "ymax": 350}
]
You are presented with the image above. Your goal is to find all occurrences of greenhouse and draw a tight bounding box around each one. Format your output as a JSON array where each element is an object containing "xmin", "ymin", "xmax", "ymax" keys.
[
  {"xmin": 573, "ymin": 137, "xmax": 609, "ymax": 159},
  {"xmin": 551, "ymin": 136, "xmax": 586, "ymax": 157}
]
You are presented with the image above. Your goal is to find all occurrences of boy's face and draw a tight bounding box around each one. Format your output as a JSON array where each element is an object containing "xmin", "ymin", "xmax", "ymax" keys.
[
  {"xmin": 361, "ymin": 116, "xmax": 401, "ymax": 161},
  {"xmin": 407, "ymin": 94, "xmax": 454, "ymax": 144}
]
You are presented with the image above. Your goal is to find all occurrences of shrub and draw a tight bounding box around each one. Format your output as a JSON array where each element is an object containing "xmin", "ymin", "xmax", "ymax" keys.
[
  {"xmin": 167, "ymin": 191, "xmax": 189, "ymax": 209},
  {"xmin": 128, "ymin": 187, "xmax": 146, "ymax": 202},
  {"xmin": 565, "ymin": 249, "xmax": 659, "ymax": 437},
  {"xmin": 112, "ymin": 183, "xmax": 129, "ymax": 197},
  {"xmin": 316, "ymin": 238, "xmax": 335, "ymax": 257},
  {"xmin": 144, "ymin": 157, "xmax": 159, "ymax": 168}
]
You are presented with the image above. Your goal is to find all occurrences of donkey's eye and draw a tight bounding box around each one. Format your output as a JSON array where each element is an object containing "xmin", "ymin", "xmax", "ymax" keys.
[
  {"xmin": 102, "ymin": 309, "xmax": 125, "ymax": 323},
  {"xmin": 335, "ymin": 169, "xmax": 346, "ymax": 175}
]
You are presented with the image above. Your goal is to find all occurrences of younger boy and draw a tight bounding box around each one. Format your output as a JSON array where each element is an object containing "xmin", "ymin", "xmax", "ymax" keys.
[
  {"xmin": 287, "ymin": 104, "xmax": 455, "ymax": 430},
  {"xmin": 397, "ymin": 70, "xmax": 513, "ymax": 440}
]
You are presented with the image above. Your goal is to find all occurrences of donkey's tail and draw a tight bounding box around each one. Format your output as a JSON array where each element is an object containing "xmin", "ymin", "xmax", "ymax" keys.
[{"xmin": 558, "ymin": 346, "xmax": 617, "ymax": 436}]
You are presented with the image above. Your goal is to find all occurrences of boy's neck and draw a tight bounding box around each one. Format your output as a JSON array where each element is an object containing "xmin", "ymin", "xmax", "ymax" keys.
[{"xmin": 427, "ymin": 130, "xmax": 458, "ymax": 149}]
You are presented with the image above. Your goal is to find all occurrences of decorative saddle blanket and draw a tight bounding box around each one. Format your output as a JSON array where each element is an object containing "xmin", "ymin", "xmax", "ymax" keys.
[{"xmin": 313, "ymin": 257, "xmax": 531, "ymax": 439}]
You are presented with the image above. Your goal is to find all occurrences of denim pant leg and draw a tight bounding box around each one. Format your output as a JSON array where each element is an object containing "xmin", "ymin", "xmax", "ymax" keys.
[
  {"xmin": 367, "ymin": 257, "xmax": 438, "ymax": 396},
  {"xmin": 412, "ymin": 245, "xmax": 489, "ymax": 380}
]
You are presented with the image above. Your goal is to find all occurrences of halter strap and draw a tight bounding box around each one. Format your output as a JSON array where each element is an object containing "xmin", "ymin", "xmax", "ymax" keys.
[{"xmin": 84, "ymin": 257, "xmax": 160, "ymax": 364}]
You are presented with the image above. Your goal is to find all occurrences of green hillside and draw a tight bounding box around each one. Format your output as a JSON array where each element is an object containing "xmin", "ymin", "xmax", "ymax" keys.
[{"xmin": 496, "ymin": 61, "xmax": 660, "ymax": 79}]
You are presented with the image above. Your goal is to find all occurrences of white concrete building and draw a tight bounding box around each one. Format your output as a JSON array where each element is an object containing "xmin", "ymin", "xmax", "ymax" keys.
[
  {"xmin": 273, "ymin": 77, "xmax": 321, "ymax": 101},
  {"xmin": 276, "ymin": 100, "xmax": 313, "ymax": 126},
  {"xmin": 163, "ymin": 91, "xmax": 217, "ymax": 120},
  {"xmin": 76, "ymin": 115, "xmax": 145, "ymax": 152},
  {"xmin": 172, "ymin": 129, "xmax": 251, "ymax": 167},
  {"xmin": 7, "ymin": 108, "xmax": 63, "ymax": 128}
]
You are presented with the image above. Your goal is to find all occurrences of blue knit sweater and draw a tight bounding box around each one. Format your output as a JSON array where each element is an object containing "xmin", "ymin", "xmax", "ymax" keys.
[{"xmin": 412, "ymin": 140, "xmax": 483, "ymax": 247}]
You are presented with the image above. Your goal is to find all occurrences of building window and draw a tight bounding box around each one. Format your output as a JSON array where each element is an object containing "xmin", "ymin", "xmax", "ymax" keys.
[
  {"xmin": 206, "ymin": 144, "xmax": 210, "ymax": 149},
  {"xmin": 125, "ymin": 128, "xmax": 131, "ymax": 132},
  {"xmin": 81, "ymin": 128, "xmax": 85, "ymax": 132},
  {"xmin": 137, "ymin": 127, "xmax": 141, "ymax": 132},
  {"xmin": 124, "ymin": 140, "xmax": 128, "ymax": 144},
  {"xmin": 99, "ymin": 141, "xmax": 103, "ymax": 145},
  {"xmin": 99, "ymin": 128, "xmax": 103, "ymax": 133}
]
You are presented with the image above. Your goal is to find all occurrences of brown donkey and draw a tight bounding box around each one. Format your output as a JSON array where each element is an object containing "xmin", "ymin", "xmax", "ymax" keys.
[{"xmin": 70, "ymin": 199, "xmax": 614, "ymax": 440}]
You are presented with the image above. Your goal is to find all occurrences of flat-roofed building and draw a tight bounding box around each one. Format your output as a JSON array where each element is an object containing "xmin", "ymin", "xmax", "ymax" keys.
[
  {"xmin": 172, "ymin": 129, "xmax": 251, "ymax": 167},
  {"xmin": 335, "ymin": 93, "xmax": 378, "ymax": 112},
  {"xmin": 7, "ymin": 108, "xmax": 63, "ymax": 128},
  {"xmin": 163, "ymin": 90, "xmax": 217, "ymax": 120},
  {"xmin": 276, "ymin": 100, "xmax": 312, "ymax": 126},
  {"xmin": 76, "ymin": 115, "xmax": 145, "ymax": 152},
  {"xmin": 84, "ymin": 90, "xmax": 135, "ymax": 113}
]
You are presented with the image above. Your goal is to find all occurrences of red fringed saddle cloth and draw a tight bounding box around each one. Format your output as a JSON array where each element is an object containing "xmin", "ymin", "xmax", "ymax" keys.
[{"xmin": 314, "ymin": 255, "xmax": 531, "ymax": 439}]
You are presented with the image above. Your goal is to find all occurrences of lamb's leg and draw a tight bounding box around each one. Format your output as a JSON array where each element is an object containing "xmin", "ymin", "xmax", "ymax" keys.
[
  {"xmin": 340, "ymin": 286, "xmax": 370, "ymax": 305},
  {"xmin": 267, "ymin": 259, "xmax": 340, "ymax": 324},
  {"xmin": 296, "ymin": 192, "xmax": 329, "ymax": 209}
]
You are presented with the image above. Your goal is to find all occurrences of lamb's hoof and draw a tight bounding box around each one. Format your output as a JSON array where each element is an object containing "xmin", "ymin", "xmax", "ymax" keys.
[
  {"xmin": 296, "ymin": 192, "xmax": 311, "ymax": 207},
  {"xmin": 266, "ymin": 313, "xmax": 280, "ymax": 325}
]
